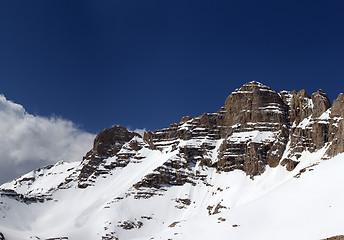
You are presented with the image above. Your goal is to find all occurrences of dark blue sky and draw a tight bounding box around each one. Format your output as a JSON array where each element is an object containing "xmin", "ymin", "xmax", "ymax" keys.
[{"xmin": 0, "ymin": 0, "xmax": 343, "ymax": 133}]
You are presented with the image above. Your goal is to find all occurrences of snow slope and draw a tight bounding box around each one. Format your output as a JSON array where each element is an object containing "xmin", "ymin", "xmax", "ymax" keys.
[{"xmin": 0, "ymin": 147, "xmax": 343, "ymax": 240}]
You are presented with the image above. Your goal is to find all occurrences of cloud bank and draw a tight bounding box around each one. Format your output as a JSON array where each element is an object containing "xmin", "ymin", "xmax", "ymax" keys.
[{"xmin": 0, "ymin": 94, "xmax": 95, "ymax": 184}]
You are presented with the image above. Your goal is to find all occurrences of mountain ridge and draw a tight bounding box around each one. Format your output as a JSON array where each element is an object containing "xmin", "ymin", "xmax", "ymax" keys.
[{"xmin": 1, "ymin": 81, "xmax": 344, "ymax": 240}]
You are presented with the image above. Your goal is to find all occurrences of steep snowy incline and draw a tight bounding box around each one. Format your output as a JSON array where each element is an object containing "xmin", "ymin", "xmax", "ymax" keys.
[
  {"xmin": 150, "ymin": 152, "xmax": 344, "ymax": 240},
  {"xmin": 1, "ymin": 147, "xmax": 342, "ymax": 240},
  {"xmin": 0, "ymin": 146, "xmax": 179, "ymax": 239}
]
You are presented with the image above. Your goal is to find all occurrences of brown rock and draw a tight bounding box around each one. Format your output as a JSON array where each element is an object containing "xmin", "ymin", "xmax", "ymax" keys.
[
  {"xmin": 216, "ymin": 81, "xmax": 289, "ymax": 176},
  {"xmin": 311, "ymin": 89, "xmax": 331, "ymax": 118},
  {"xmin": 76, "ymin": 82, "xmax": 344, "ymax": 191},
  {"xmin": 180, "ymin": 116, "xmax": 191, "ymax": 123},
  {"xmin": 289, "ymin": 89, "xmax": 312, "ymax": 125},
  {"xmin": 224, "ymin": 81, "xmax": 287, "ymax": 129},
  {"xmin": 92, "ymin": 126, "xmax": 140, "ymax": 157},
  {"xmin": 279, "ymin": 90, "xmax": 294, "ymax": 106},
  {"xmin": 331, "ymin": 93, "xmax": 344, "ymax": 116},
  {"xmin": 280, "ymin": 158, "xmax": 299, "ymax": 171},
  {"xmin": 326, "ymin": 119, "xmax": 344, "ymax": 158},
  {"xmin": 78, "ymin": 126, "xmax": 141, "ymax": 188},
  {"xmin": 322, "ymin": 235, "xmax": 344, "ymax": 240}
]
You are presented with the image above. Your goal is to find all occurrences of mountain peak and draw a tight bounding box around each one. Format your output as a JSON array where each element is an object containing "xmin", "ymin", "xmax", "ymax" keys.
[
  {"xmin": 243, "ymin": 80, "xmax": 268, "ymax": 88},
  {"xmin": 232, "ymin": 81, "xmax": 275, "ymax": 95},
  {"xmin": 1, "ymin": 82, "xmax": 344, "ymax": 240}
]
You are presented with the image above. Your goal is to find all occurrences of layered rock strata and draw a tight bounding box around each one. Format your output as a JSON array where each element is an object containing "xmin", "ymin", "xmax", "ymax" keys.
[
  {"xmin": 75, "ymin": 82, "xmax": 344, "ymax": 191},
  {"xmin": 78, "ymin": 126, "xmax": 142, "ymax": 188}
]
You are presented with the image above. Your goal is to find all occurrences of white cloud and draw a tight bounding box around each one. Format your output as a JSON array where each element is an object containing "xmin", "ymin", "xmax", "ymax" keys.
[
  {"xmin": 115, "ymin": 124, "xmax": 147, "ymax": 137},
  {"xmin": 0, "ymin": 94, "xmax": 95, "ymax": 184},
  {"xmin": 132, "ymin": 128, "xmax": 146, "ymax": 137}
]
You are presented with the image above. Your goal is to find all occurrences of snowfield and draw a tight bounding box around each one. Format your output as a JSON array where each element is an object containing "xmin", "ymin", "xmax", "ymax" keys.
[{"xmin": 1, "ymin": 148, "xmax": 344, "ymax": 240}]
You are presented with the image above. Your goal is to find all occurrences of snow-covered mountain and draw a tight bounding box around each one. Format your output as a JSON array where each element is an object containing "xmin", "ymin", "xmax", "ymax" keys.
[{"xmin": 1, "ymin": 81, "xmax": 344, "ymax": 240}]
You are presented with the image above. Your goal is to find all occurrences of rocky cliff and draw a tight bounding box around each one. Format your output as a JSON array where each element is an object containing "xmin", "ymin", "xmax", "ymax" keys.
[{"xmin": 74, "ymin": 81, "xmax": 344, "ymax": 191}]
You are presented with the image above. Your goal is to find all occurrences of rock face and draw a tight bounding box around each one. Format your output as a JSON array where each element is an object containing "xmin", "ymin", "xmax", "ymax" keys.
[
  {"xmin": 142, "ymin": 82, "xmax": 290, "ymax": 181},
  {"xmin": 323, "ymin": 236, "xmax": 344, "ymax": 240},
  {"xmin": 326, "ymin": 94, "xmax": 344, "ymax": 158},
  {"xmin": 311, "ymin": 89, "xmax": 331, "ymax": 118},
  {"xmin": 7, "ymin": 81, "xmax": 343, "ymax": 193},
  {"xmin": 217, "ymin": 82, "xmax": 289, "ymax": 175},
  {"xmin": 75, "ymin": 81, "xmax": 344, "ymax": 189},
  {"xmin": 78, "ymin": 126, "xmax": 142, "ymax": 188}
]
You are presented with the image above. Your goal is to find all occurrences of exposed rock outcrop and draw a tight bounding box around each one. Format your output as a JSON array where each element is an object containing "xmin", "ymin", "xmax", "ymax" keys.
[
  {"xmin": 217, "ymin": 81, "xmax": 289, "ymax": 175},
  {"xmin": 142, "ymin": 82, "xmax": 289, "ymax": 179},
  {"xmin": 323, "ymin": 236, "xmax": 344, "ymax": 240},
  {"xmin": 331, "ymin": 93, "xmax": 344, "ymax": 116},
  {"xmin": 288, "ymin": 89, "xmax": 312, "ymax": 125},
  {"xmin": 78, "ymin": 126, "xmax": 141, "ymax": 188},
  {"xmin": 311, "ymin": 89, "xmax": 331, "ymax": 118},
  {"xmin": 64, "ymin": 82, "xmax": 344, "ymax": 191}
]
